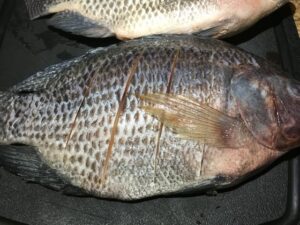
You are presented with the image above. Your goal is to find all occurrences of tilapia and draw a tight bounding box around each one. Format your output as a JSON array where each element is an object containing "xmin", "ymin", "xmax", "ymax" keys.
[
  {"xmin": 24, "ymin": 0, "xmax": 289, "ymax": 39},
  {"xmin": 0, "ymin": 35, "xmax": 299, "ymax": 200}
]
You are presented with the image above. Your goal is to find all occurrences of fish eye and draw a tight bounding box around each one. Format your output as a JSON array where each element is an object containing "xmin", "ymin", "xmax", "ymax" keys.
[{"xmin": 287, "ymin": 80, "xmax": 300, "ymax": 98}]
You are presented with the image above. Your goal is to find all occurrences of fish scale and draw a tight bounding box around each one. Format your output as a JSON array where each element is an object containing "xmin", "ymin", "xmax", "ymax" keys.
[
  {"xmin": 0, "ymin": 36, "xmax": 299, "ymax": 200},
  {"xmin": 24, "ymin": 0, "xmax": 289, "ymax": 39}
]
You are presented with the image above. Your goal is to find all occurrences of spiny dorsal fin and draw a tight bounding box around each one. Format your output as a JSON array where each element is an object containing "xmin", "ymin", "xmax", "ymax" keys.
[
  {"xmin": 140, "ymin": 93, "xmax": 244, "ymax": 148},
  {"xmin": 9, "ymin": 48, "xmax": 104, "ymax": 94},
  {"xmin": 9, "ymin": 62, "xmax": 70, "ymax": 94}
]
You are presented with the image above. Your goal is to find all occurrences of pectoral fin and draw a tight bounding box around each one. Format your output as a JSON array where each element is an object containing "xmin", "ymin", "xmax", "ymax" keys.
[
  {"xmin": 194, "ymin": 19, "xmax": 232, "ymax": 37},
  {"xmin": 140, "ymin": 93, "xmax": 243, "ymax": 148}
]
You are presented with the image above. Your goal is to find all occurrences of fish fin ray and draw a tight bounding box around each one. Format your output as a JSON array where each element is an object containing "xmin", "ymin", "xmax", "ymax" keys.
[
  {"xmin": 10, "ymin": 48, "xmax": 105, "ymax": 94},
  {"xmin": 10, "ymin": 60, "xmax": 74, "ymax": 93},
  {"xmin": 194, "ymin": 19, "xmax": 231, "ymax": 37},
  {"xmin": 140, "ymin": 93, "xmax": 242, "ymax": 148},
  {"xmin": 49, "ymin": 11, "xmax": 113, "ymax": 38}
]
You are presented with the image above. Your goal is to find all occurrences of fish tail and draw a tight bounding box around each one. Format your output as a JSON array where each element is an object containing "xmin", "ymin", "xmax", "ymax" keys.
[{"xmin": 24, "ymin": 0, "xmax": 71, "ymax": 19}]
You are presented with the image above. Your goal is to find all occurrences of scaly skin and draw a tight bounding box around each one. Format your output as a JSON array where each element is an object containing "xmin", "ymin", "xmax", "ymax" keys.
[
  {"xmin": 27, "ymin": 0, "xmax": 289, "ymax": 39},
  {"xmin": 1, "ymin": 36, "xmax": 296, "ymax": 200}
]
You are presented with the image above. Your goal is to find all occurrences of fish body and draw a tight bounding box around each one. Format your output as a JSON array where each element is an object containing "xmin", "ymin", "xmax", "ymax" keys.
[
  {"xmin": 0, "ymin": 35, "xmax": 299, "ymax": 200},
  {"xmin": 24, "ymin": 0, "xmax": 289, "ymax": 39}
]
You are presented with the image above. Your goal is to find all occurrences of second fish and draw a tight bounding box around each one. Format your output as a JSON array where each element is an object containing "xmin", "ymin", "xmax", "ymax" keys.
[{"xmin": 24, "ymin": 0, "xmax": 289, "ymax": 39}]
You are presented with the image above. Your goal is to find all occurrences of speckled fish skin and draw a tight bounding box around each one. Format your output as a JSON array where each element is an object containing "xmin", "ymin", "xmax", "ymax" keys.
[
  {"xmin": 0, "ymin": 35, "xmax": 299, "ymax": 200},
  {"xmin": 24, "ymin": 0, "xmax": 289, "ymax": 39}
]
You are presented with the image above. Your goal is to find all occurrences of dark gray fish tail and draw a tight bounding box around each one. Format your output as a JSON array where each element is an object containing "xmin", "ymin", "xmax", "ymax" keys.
[{"xmin": 24, "ymin": 0, "xmax": 69, "ymax": 19}]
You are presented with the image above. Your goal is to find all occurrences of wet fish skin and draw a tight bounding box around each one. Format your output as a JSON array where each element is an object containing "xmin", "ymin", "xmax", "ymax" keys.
[
  {"xmin": 24, "ymin": 0, "xmax": 289, "ymax": 39},
  {"xmin": 0, "ymin": 35, "xmax": 299, "ymax": 200},
  {"xmin": 231, "ymin": 67, "xmax": 300, "ymax": 151}
]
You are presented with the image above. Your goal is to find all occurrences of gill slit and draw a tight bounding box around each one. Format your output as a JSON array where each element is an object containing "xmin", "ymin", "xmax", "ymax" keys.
[
  {"xmin": 100, "ymin": 55, "xmax": 141, "ymax": 185},
  {"xmin": 65, "ymin": 71, "xmax": 97, "ymax": 147},
  {"xmin": 154, "ymin": 49, "xmax": 180, "ymax": 182}
]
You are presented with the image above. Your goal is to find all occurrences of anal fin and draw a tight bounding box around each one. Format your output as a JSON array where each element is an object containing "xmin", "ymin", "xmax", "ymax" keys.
[
  {"xmin": 49, "ymin": 11, "xmax": 113, "ymax": 38},
  {"xmin": 140, "ymin": 94, "xmax": 245, "ymax": 148}
]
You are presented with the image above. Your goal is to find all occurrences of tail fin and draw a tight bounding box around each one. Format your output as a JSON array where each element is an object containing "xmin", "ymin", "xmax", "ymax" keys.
[{"xmin": 24, "ymin": 0, "xmax": 69, "ymax": 19}]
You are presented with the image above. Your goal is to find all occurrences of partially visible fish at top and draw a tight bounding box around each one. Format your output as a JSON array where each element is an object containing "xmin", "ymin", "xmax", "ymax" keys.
[
  {"xmin": 0, "ymin": 35, "xmax": 299, "ymax": 200},
  {"xmin": 23, "ymin": 0, "xmax": 289, "ymax": 40}
]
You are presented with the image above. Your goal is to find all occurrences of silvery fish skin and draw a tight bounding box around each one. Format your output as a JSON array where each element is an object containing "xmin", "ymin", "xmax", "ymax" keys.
[
  {"xmin": 24, "ymin": 0, "xmax": 289, "ymax": 39},
  {"xmin": 0, "ymin": 35, "xmax": 299, "ymax": 200}
]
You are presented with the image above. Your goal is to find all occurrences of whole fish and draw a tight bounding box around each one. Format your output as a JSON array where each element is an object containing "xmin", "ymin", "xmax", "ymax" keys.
[
  {"xmin": 0, "ymin": 35, "xmax": 299, "ymax": 200},
  {"xmin": 24, "ymin": 0, "xmax": 289, "ymax": 39}
]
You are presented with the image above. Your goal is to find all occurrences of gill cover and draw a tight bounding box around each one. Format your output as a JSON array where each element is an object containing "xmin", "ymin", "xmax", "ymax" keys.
[{"xmin": 231, "ymin": 68, "xmax": 285, "ymax": 150}]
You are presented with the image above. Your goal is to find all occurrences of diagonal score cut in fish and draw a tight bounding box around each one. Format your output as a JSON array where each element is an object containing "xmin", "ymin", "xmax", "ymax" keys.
[
  {"xmin": 65, "ymin": 70, "xmax": 98, "ymax": 147},
  {"xmin": 100, "ymin": 55, "xmax": 142, "ymax": 186},
  {"xmin": 154, "ymin": 49, "xmax": 180, "ymax": 182}
]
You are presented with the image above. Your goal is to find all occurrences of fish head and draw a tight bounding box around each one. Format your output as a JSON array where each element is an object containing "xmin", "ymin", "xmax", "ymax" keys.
[
  {"xmin": 231, "ymin": 66, "xmax": 300, "ymax": 152},
  {"xmin": 269, "ymin": 75, "xmax": 300, "ymax": 150},
  {"xmin": 220, "ymin": 0, "xmax": 290, "ymax": 37}
]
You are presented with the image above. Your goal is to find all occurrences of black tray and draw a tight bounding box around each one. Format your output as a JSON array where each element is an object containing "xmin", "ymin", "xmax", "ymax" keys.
[{"xmin": 0, "ymin": 1, "xmax": 299, "ymax": 225}]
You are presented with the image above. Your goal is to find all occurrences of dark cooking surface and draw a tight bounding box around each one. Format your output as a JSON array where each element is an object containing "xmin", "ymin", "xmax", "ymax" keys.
[{"xmin": 0, "ymin": 1, "xmax": 299, "ymax": 225}]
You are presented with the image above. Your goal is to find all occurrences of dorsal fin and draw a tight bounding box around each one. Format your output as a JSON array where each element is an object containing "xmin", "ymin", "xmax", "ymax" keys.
[
  {"xmin": 10, "ymin": 48, "xmax": 104, "ymax": 94},
  {"xmin": 10, "ymin": 60, "xmax": 73, "ymax": 93}
]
